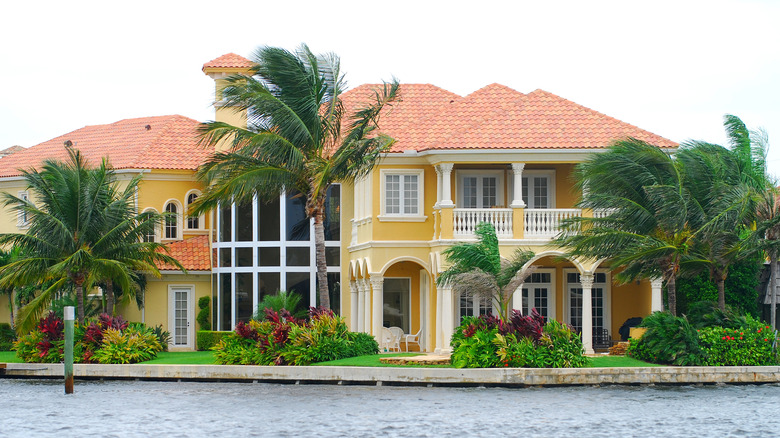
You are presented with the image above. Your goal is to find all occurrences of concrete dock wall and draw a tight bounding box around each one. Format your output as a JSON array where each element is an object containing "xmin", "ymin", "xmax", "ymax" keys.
[{"xmin": 4, "ymin": 363, "xmax": 780, "ymax": 387}]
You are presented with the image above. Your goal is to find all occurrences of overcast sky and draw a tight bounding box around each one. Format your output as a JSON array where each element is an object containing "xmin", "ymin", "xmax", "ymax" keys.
[{"xmin": 2, "ymin": 1, "xmax": 778, "ymax": 175}]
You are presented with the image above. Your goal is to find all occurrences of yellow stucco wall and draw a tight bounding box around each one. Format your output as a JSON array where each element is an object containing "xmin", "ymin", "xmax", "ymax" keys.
[{"xmin": 0, "ymin": 294, "xmax": 10, "ymax": 325}]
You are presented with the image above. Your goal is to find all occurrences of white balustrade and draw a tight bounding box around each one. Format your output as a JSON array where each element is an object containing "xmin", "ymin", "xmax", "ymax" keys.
[
  {"xmin": 524, "ymin": 208, "xmax": 581, "ymax": 238},
  {"xmin": 453, "ymin": 208, "xmax": 513, "ymax": 238}
]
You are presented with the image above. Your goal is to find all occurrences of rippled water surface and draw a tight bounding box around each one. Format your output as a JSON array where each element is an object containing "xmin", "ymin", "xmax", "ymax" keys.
[{"xmin": 2, "ymin": 379, "xmax": 780, "ymax": 437}]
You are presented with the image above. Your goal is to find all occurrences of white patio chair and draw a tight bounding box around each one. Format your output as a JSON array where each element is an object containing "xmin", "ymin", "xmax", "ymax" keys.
[
  {"xmin": 380, "ymin": 327, "xmax": 401, "ymax": 352},
  {"xmin": 387, "ymin": 326, "xmax": 403, "ymax": 352},
  {"xmin": 403, "ymin": 328, "xmax": 422, "ymax": 352}
]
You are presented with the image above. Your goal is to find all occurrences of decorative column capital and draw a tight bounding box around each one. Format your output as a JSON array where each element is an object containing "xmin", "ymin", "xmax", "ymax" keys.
[
  {"xmin": 511, "ymin": 162, "xmax": 526, "ymax": 174},
  {"xmin": 436, "ymin": 162, "xmax": 454, "ymax": 174},
  {"xmin": 369, "ymin": 275, "xmax": 384, "ymax": 290},
  {"xmin": 651, "ymin": 277, "xmax": 663, "ymax": 289},
  {"xmin": 580, "ymin": 273, "xmax": 594, "ymax": 290}
]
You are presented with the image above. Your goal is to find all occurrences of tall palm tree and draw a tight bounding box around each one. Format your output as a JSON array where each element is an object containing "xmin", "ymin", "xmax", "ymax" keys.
[
  {"xmin": 437, "ymin": 222, "xmax": 535, "ymax": 323},
  {"xmin": 557, "ymin": 139, "xmax": 715, "ymax": 316},
  {"xmin": 0, "ymin": 147, "xmax": 182, "ymax": 332},
  {"xmin": 193, "ymin": 44, "xmax": 399, "ymax": 309}
]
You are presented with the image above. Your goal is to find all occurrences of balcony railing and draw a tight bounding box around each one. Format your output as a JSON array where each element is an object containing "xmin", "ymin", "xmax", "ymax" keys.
[
  {"xmin": 524, "ymin": 208, "xmax": 581, "ymax": 238},
  {"xmin": 453, "ymin": 208, "xmax": 513, "ymax": 238}
]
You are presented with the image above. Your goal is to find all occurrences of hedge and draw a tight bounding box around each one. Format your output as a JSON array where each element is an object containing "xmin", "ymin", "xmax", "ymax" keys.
[{"xmin": 197, "ymin": 330, "xmax": 231, "ymax": 351}]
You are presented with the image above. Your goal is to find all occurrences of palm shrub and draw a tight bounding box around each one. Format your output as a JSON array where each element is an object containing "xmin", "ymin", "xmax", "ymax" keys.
[
  {"xmin": 252, "ymin": 291, "xmax": 306, "ymax": 320},
  {"xmin": 626, "ymin": 311, "xmax": 704, "ymax": 366}
]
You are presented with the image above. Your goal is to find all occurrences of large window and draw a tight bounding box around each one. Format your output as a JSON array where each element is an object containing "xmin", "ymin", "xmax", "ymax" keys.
[
  {"xmin": 186, "ymin": 191, "xmax": 202, "ymax": 230},
  {"xmin": 383, "ymin": 278, "xmax": 411, "ymax": 333},
  {"xmin": 459, "ymin": 294, "xmax": 492, "ymax": 321},
  {"xmin": 565, "ymin": 271, "xmax": 609, "ymax": 335},
  {"xmin": 459, "ymin": 171, "xmax": 504, "ymax": 208},
  {"xmin": 213, "ymin": 187, "xmax": 341, "ymax": 330},
  {"xmin": 518, "ymin": 170, "xmax": 555, "ymax": 209},
  {"xmin": 520, "ymin": 270, "xmax": 555, "ymax": 320},
  {"xmin": 379, "ymin": 169, "xmax": 424, "ymax": 220}
]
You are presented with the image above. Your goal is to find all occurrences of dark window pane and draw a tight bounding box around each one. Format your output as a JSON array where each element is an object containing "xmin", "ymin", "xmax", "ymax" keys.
[
  {"xmin": 211, "ymin": 274, "xmax": 217, "ymax": 331},
  {"xmin": 325, "ymin": 247, "xmax": 340, "ymax": 266},
  {"xmin": 236, "ymin": 247, "xmax": 253, "ymax": 267},
  {"xmin": 258, "ymin": 272, "xmax": 281, "ymax": 302},
  {"xmin": 324, "ymin": 272, "xmax": 340, "ymax": 314},
  {"xmin": 220, "ymin": 273, "xmax": 232, "ymax": 331},
  {"xmin": 383, "ymin": 278, "xmax": 410, "ymax": 332},
  {"xmin": 236, "ymin": 202, "xmax": 253, "ymax": 241},
  {"xmin": 258, "ymin": 197, "xmax": 280, "ymax": 241},
  {"xmin": 258, "ymin": 247, "xmax": 280, "ymax": 266},
  {"xmin": 219, "ymin": 206, "xmax": 231, "ymax": 242},
  {"xmin": 236, "ymin": 273, "xmax": 253, "ymax": 324},
  {"xmin": 286, "ymin": 247, "xmax": 310, "ymax": 266},
  {"xmin": 219, "ymin": 248, "xmax": 231, "ymax": 267},
  {"xmin": 286, "ymin": 193, "xmax": 309, "ymax": 241},
  {"xmin": 324, "ymin": 185, "xmax": 341, "ymax": 241},
  {"xmin": 287, "ymin": 272, "xmax": 310, "ymax": 308}
]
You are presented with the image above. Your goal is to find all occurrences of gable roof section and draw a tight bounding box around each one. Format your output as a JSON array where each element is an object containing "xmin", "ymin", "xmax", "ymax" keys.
[
  {"xmin": 157, "ymin": 235, "xmax": 211, "ymax": 272},
  {"xmin": 343, "ymin": 83, "xmax": 677, "ymax": 152},
  {"xmin": 0, "ymin": 115, "xmax": 210, "ymax": 178}
]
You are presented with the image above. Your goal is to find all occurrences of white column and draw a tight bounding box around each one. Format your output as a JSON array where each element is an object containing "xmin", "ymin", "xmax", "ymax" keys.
[
  {"xmin": 370, "ymin": 276, "xmax": 384, "ymax": 340},
  {"xmin": 356, "ymin": 280, "xmax": 366, "ymax": 332},
  {"xmin": 349, "ymin": 280, "xmax": 359, "ymax": 331},
  {"xmin": 651, "ymin": 278, "xmax": 663, "ymax": 312},
  {"xmin": 581, "ymin": 273, "xmax": 594, "ymax": 354},
  {"xmin": 435, "ymin": 284, "xmax": 444, "ymax": 353},
  {"xmin": 441, "ymin": 285, "xmax": 454, "ymax": 353},
  {"xmin": 437, "ymin": 163, "xmax": 454, "ymax": 208},
  {"xmin": 361, "ymin": 279, "xmax": 371, "ymax": 333},
  {"xmin": 435, "ymin": 165, "xmax": 443, "ymax": 207},
  {"xmin": 510, "ymin": 163, "xmax": 526, "ymax": 208},
  {"xmin": 512, "ymin": 283, "xmax": 524, "ymax": 314}
]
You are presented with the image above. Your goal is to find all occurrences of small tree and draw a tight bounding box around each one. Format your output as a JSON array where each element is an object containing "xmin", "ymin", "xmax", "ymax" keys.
[{"xmin": 437, "ymin": 223, "xmax": 534, "ymax": 323}]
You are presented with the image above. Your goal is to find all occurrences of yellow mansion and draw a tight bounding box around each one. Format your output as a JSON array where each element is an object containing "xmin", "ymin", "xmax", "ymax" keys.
[{"xmin": 0, "ymin": 53, "xmax": 677, "ymax": 353}]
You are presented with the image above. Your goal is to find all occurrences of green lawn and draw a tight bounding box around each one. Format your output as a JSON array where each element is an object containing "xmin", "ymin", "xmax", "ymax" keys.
[
  {"xmin": 0, "ymin": 351, "xmax": 22, "ymax": 363},
  {"xmin": 140, "ymin": 351, "xmax": 216, "ymax": 364},
  {"xmin": 587, "ymin": 355, "xmax": 663, "ymax": 367},
  {"xmin": 311, "ymin": 353, "xmax": 451, "ymax": 367}
]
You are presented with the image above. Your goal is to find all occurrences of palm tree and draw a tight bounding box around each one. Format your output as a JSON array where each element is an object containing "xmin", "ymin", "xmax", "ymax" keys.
[
  {"xmin": 557, "ymin": 139, "xmax": 712, "ymax": 316},
  {"xmin": 192, "ymin": 44, "xmax": 399, "ymax": 309},
  {"xmin": 0, "ymin": 248, "xmax": 18, "ymax": 326},
  {"xmin": 437, "ymin": 222, "xmax": 535, "ymax": 323},
  {"xmin": 0, "ymin": 147, "xmax": 182, "ymax": 332}
]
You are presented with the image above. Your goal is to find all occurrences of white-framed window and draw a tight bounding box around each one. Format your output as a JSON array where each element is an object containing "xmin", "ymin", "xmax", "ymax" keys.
[
  {"xmin": 185, "ymin": 190, "xmax": 204, "ymax": 230},
  {"xmin": 378, "ymin": 169, "xmax": 425, "ymax": 221},
  {"xmin": 564, "ymin": 269, "xmax": 611, "ymax": 336},
  {"xmin": 457, "ymin": 170, "xmax": 505, "ymax": 208},
  {"xmin": 513, "ymin": 169, "xmax": 555, "ymax": 209},
  {"xmin": 163, "ymin": 200, "xmax": 182, "ymax": 240},
  {"xmin": 520, "ymin": 269, "xmax": 556, "ymax": 320},
  {"xmin": 17, "ymin": 191, "xmax": 30, "ymax": 228},
  {"xmin": 140, "ymin": 207, "xmax": 159, "ymax": 243},
  {"xmin": 459, "ymin": 294, "xmax": 493, "ymax": 321}
]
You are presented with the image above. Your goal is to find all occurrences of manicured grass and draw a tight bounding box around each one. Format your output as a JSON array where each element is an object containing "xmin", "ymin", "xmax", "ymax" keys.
[
  {"xmin": 587, "ymin": 355, "xmax": 664, "ymax": 367},
  {"xmin": 140, "ymin": 351, "xmax": 216, "ymax": 365},
  {"xmin": 0, "ymin": 351, "xmax": 23, "ymax": 363},
  {"xmin": 312, "ymin": 353, "xmax": 451, "ymax": 367}
]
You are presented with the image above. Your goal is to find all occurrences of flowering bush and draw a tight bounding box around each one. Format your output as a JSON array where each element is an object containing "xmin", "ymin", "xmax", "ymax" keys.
[
  {"xmin": 698, "ymin": 317, "xmax": 778, "ymax": 366},
  {"xmin": 14, "ymin": 312, "xmax": 165, "ymax": 364},
  {"xmin": 213, "ymin": 307, "xmax": 378, "ymax": 366},
  {"xmin": 450, "ymin": 310, "xmax": 587, "ymax": 368}
]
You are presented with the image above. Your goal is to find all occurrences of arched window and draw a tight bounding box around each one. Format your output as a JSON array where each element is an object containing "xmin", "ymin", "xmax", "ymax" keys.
[
  {"xmin": 164, "ymin": 202, "xmax": 179, "ymax": 239},
  {"xmin": 186, "ymin": 191, "xmax": 201, "ymax": 229},
  {"xmin": 141, "ymin": 208, "xmax": 158, "ymax": 242}
]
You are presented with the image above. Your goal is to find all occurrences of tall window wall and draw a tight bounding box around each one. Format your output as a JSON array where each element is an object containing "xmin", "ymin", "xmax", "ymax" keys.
[{"xmin": 212, "ymin": 186, "xmax": 341, "ymax": 330}]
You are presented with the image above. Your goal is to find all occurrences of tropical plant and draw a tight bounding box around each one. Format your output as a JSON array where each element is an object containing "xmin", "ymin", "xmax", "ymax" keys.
[
  {"xmin": 437, "ymin": 222, "xmax": 535, "ymax": 322},
  {"xmin": 0, "ymin": 147, "xmax": 183, "ymax": 332},
  {"xmin": 252, "ymin": 290, "xmax": 305, "ymax": 320},
  {"xmin": 628, "ymin": 311, "xmax": 704, "ymax": 366},
  {"xmin": 197, "ymin": 296, "xmax": 210, "ymax": 330},
  {"xmin": 192, "ymin": 44, "xmax": 400, "ymax": 309}
]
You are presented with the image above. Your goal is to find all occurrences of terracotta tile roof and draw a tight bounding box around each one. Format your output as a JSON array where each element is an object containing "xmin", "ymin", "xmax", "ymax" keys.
[
  {"xmin": 157, "ymin": 235, "xmax": 211, "ymax": 272},
  {"xmin": 343, "ymin": 83, "xmax": 677, "ymax": 152},
  {"xmin": 0, "ymin": 115, "xmax": 211, "ymax": 178},
  {"xmin": 0, "ymin": 145, "xmax": 25, "ymax": 158},
  {"xmin": 202, "ymin": 53, "xmax": 254, "ymax": 71}
]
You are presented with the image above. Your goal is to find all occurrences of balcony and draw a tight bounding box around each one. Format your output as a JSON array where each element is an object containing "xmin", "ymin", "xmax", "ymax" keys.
[
  {"xmin": 441, "ymin": 207, "xmax": 583, "ymax": 240},
  {"xmin": 453, "ymin": 208, "xmax": 513, "ymax": 238},
  {"xmin": 524, "ymin": 208, "xmax": 580, "ymax": 239}
]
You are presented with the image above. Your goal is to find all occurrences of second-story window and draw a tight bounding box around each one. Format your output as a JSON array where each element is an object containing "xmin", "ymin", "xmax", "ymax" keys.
[
  {"xmin": 165, "ymin": 202, "xmax": 179, "ymax": 239},
  {"xmin": 187, "ymin": 192, "xmax": 200, "ymax": 229},
  {"xmin": 378, "ymin": 169, "xmax": 425, "ymax": 221},
  {"xmin": 18, "ymin": 191, "xmax": 30, "ymax": 228}
]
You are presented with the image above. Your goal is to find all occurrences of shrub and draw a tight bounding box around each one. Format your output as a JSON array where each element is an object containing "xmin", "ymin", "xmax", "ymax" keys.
[
  {"xmin": 197, "ymin": 330, "xmax": 230, "ymax": 351},
  {"xmin": 628, "ymin": 311, "xmax": 704, "ymax": 366},
  {"xmin": 14, "ymin": 312, "xmax": 164, "ymax": 364},
  {"xmin": 150, "ymin": 325, "xmax": 171, "ymax": 351},
  {"xmin": 698, "ymin": 316, "xmax": 778, "ymax": 366},
  {"xmin": 213, "ymin": 307, "xmax": 375, "ymax": 365},
  {"xmin": 197, "ymin": 296, "xmax": 210, "ymax": 331},
  {"xmin": 0, "ymin": 323, "xmax": 15, "ymax": 351},
  {"xmin": 451, "ymin": 312, "xmax": 586, "ymax": 368}
]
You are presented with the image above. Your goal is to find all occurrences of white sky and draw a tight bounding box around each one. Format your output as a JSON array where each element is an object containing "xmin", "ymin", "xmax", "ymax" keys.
[{"xmin": 1, "ymin": 0, "xmax": 778, "ymax": 176}]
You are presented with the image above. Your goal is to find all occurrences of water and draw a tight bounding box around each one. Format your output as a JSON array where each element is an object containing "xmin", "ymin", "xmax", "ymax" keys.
[{"xmin": 2, "ymin": 379, "xmax": 780, "ymax": 437}]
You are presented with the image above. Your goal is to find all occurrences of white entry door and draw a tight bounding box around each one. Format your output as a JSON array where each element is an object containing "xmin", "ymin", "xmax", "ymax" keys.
[{"xmin": 169, "ymin": 286, "xmax": 193, "ymax": 349}]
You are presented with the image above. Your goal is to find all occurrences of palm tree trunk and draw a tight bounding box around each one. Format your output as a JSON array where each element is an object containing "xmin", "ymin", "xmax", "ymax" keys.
[
  {"xmin": 313, "ymin": 208, "xmax": 330, "ymax": 310},
  {"xmin": 771, "ymin": 253, "xmax": 778, "ymax": 330},
  {"xmin": 716, "ymin": 271, "xmax": 727, "ymax": 312},
  {"xmin": 76, "ymin": 284, "xmax": 85, "ymax": 324},
  {"xmin": 106, "ymin": 281, "xmax": 115, "ymax": 316},
  {"xmin": 8, "ymin": 290, "xmax": 14, "ymax": 327},
  {"xmin": 666, "ymin": 274, "xmax": 677, "ymax": 316}
]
